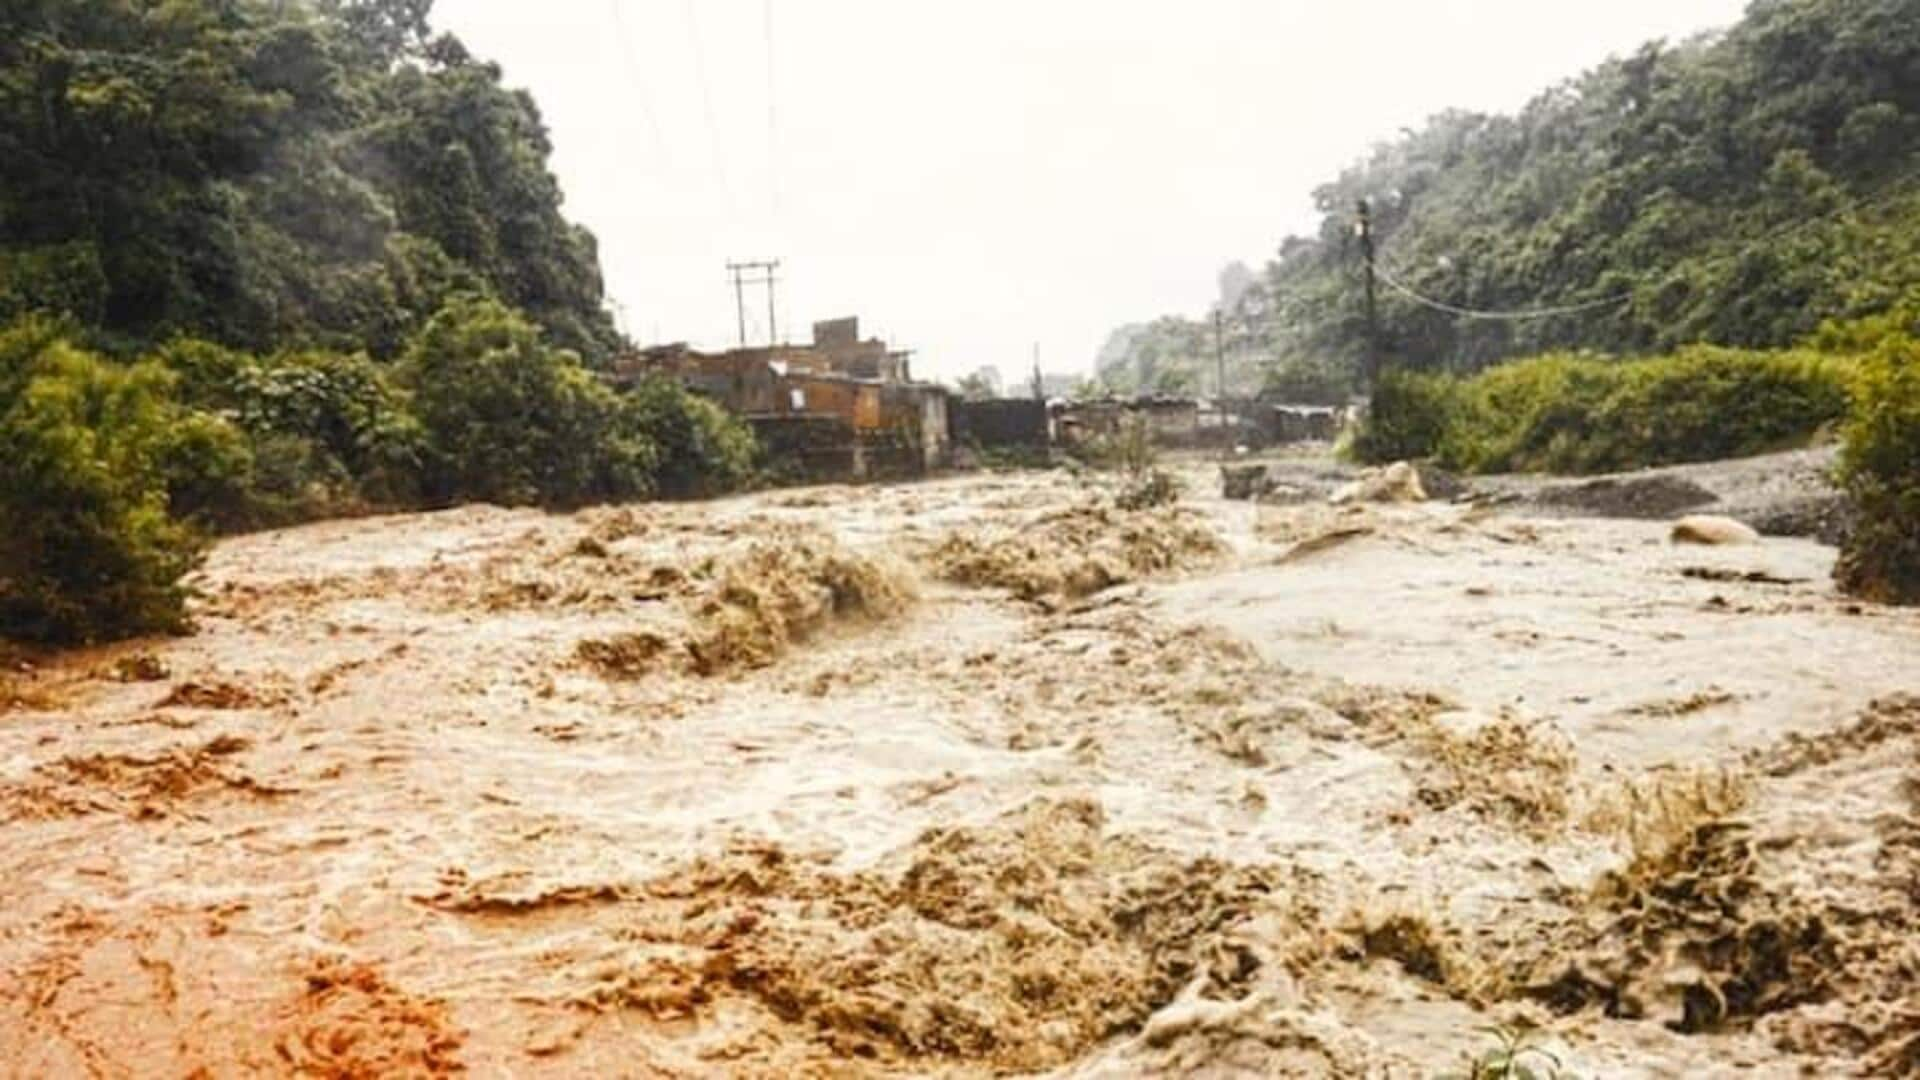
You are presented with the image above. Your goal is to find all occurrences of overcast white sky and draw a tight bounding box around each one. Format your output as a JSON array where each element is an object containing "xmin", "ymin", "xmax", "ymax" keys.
[{"xmin": 436, "ymin": 0, "xmax": 1748, "ymax": 380}]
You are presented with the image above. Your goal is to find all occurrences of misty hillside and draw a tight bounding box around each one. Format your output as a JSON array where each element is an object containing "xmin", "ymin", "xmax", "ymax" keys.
[
  {"xmin": 0, "ymin": 0, "xmax": 620, "ymax": 361},
  {"xmin": 1098, "ymin": 0, "xmax": 1920, "ymax": 397}
]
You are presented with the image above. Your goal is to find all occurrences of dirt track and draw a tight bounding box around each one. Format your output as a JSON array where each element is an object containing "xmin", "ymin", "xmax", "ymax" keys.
[{"xmin": 3, "ymin": 458, "xmax": 1918, "ymax": 1077}]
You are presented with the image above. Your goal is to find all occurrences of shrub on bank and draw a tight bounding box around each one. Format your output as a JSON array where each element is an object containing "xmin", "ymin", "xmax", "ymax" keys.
[
  {"xmin": 1353, "ymin": 347, "xmax": 1852, "ymax": 474},
  {"xmin": 398, "ymin": 297, "xmax": 758, "ymax": 507},
  {"xmin": 1835, "ymin": 336, "xmax": 1920, "ymax": 604},
  {"xmin": 0, "ymin": 329, "xmax": 210, "ymax": 643},
  {"xmin": 1348, "ymin": 370, "xmax": 1456, "ymax": 464},
  {"xmin": 623, "ymin": 376, "xmax": 759, "ymax": 498},
  {"xmin": 400, "ymin": 296, "xmax": 659, "ymax": 507},
  {"xmin": 156, "ymin": 340, "xmax": 425, "ymax": 527},
  {"xmin": 0, "ymin": 299, "xmax": 764, "ymax": 645}
]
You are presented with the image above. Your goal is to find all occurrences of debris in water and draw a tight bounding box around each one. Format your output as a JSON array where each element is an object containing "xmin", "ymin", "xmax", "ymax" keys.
[{"xmin": 928, "ymin": 502, "xmax": 1223, "ymax": 601}]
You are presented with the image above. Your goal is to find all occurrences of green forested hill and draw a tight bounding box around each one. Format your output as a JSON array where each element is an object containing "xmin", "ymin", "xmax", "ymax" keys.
[
  {"xmin": 0, "ymin": 1, "xmax": 765, "ymax": 645},
  {"xmin": 0, "ymin": 0, "xmax": 620, "ymax": 362},
  {"xmin": 1097, "ymin": 0, "xmax": 1920, "ymax": 397}
]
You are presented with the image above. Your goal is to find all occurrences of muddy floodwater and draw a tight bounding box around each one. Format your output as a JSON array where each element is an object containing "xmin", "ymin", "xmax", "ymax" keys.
[{"xmin": 3, "ymin": 457, "xmax": 1917, "ymax": 1077}]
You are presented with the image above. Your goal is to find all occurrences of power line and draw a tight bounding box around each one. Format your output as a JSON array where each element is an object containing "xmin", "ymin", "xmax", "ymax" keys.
[
  {"xmin": 1366, "ymin": 164, "xmax": 1920, "ymax": 323},
  {"xmin": 1356, "ymin": 199, "xmax": 1382, "ymax": 391},
  {"xmin": 764, "ymin": 0, "xmax": 779, "ymax": 216},
  {"xmin": 1641, "ymin": 164, "xmax": 1920, "ymax": 291},
  {"xmin": 682, "ymin": 0, "xmax": 734, "ymax": 207},
  {"xmin": 604, "ymin": 0, "xmax": 668, "ymax": 165},
  {"xmin": 1372, "ymin": 263, "xmax": 1632, "ymax": 321}
]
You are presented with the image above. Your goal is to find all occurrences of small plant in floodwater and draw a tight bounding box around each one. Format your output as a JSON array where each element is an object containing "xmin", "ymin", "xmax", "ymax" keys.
[
  {"xmin": 1445, "ymin": 1025, "xmax": 1564, "ymax": 1080},
  {"xmin": 1105, "ymin": 415, "xmax": 1181, "ymax": 509},
  {"xmin": 1072, "ymin": 413, "xmax": 1155, "ymax": 475},
  {"xmin": 1116, "ymin": 468, "xmax": 1179, "ymax": 510}
]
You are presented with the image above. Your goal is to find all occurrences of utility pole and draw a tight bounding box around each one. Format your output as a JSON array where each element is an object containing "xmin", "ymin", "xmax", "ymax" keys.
[
  {"xmin": 1355, "ymin": 198, "xmax": 1381, "ymax": 401},
  {"xmin": 1213, "ymin": 306, "xmax": 1226, "ymax": 422},
  {"xmin": 1031, "ymin": 342, "xmax": 1043, "ymax": 401},
  {"xmin": 728, "ymin": 263, "xmax": 748, "ymax": 347},
  {"xmin": 726, "ymin": 259, "xmax": 782, "ymax": 347},
  {"xmin": 766, "ymin": 261, "xmax": 780, "ymax": 345}
]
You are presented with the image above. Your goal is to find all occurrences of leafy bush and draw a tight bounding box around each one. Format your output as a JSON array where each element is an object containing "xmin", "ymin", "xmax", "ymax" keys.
[
  {"xmin": 231, "ymin": 350, "xmax": 425, "ymax": 512},
  {"xmin": 401, "ymin": 297, "xmax": 657, "ymax": 507},
  {"xmin": 1349, "ymin": 370, "xmax": 1456, "ymax": 463},
  {"xmin": 0, "ymin": 330, "xmax": 209, "ymax": 643},
  {"xmin": 1809, "ymin": 296, "xmax": 1920, "ymax": 356},
  {"xmin": 154, "ymin": 340, "xmax": 424, "ymax": 526},
  {"xmin": 0, "ymin": 298, "xmax": 767, "ymax": 647},
  {"xmin": 1835, "ymin": 337, "xmax": 1920, "ymax": 604},
  {"xmin": 622, "ymin": 377, "xmax": 758, "ymax": 498},
  {"xmin": 1354, "ymin": 348, "xmax": 1851, "ymax": 474},
  {"xmin": 153, "ymin": 411, "xmax": 258, "ymax": 531}
]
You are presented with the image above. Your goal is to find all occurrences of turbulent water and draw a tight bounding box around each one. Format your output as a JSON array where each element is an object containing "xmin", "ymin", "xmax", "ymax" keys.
[{"xmin": 2, "ymin": 459, "xmax": 1917, "ymax": 1076}]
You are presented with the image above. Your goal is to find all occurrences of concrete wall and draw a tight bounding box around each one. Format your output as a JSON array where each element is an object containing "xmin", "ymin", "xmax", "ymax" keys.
[
  {"xmin": 954, "ymin": 399, "xmax": 1050, "ymax": 449},
  {"xmin": 919, "ymin": 389, "xmax": 951, "ymax": 470},
  {"xmin": 750, "ymin": 415, "xmax": 858, "ymax": 482},
  {"xmin": 1140, "ymin": 401, "xmax": 1200, "ymax": 440},
  {"xmin": 1273, "ymin": 406, "xmax": 1342, "ymax": 442},
  {"xmin": 812, "ymin": 317, "xmax": 859, "ymax": 349}
]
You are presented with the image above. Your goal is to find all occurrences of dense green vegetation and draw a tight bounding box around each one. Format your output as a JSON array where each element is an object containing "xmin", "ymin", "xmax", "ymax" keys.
[
  {"xmin": 1, "ymin": 0, "xmax": 621, "ymax": 361},
  {"xmin": 0, "ymin": 1, "xmax": 761, "ymax": 644},
  {"xmin": 1093, "ymin": 0, "xmax": 1920, "ymax": 602},
  {"xmin": 0, "ymin": 318, "xmax": 210, "ymax": 642},
  {"xmin": 1832, "ymin": 315, "xmax": 1920, "ymax": 602},
  {"xmin": 1350, "ymin": 346, "xmax": 1854, "ymax": 473},
  {"xmin": 1099, "ymin": 0, "xmax": 1920, "ymax": 393},
  {"xmin": 0, "ymin": 301, "xmax": 758, "ymax": 643},
  {"xmin": 1349, "ymin": 305, "xmax": 1920, "ymax": 601}
]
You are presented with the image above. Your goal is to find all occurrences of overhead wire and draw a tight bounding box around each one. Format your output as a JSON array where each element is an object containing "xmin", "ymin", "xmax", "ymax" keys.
[
  {"xmin": 604, "ymin": 0, "xmax": 669, "ymax": 166},
  {"xmin": 682, "ymin": 0, "xmax": 736, "ymax": 209},
  {"xmin": 1638, "ymin": 162, "xmax": 1920, "ymax": 290},
  {"xmin": 1371, "ymin": 263, "xmax": 1631, "ymax": 320},
  {"xmin": 1366, "ymin": 161, "xmax": 1920, "ymax": 323},
  {"xmin": 764, "ymin": 0, "xmax": 779, "ymax": 216}
]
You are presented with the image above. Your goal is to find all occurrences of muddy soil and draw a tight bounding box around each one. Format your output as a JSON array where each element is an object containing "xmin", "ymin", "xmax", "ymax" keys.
[{"xmin": 3, "ymin": 458, "xmax": 1917, "ymax": 1077}]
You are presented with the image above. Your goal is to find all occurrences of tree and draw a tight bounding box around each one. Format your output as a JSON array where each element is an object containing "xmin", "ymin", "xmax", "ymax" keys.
[
  {"xmin": 0, "ymin": 319, "xmax": 211, "ymax": 643},
  {"xmin": 400, "ymin": 297, "xmax": 652, "ymax": 507},
  {"xmin": 954, "ymin": 372, "xmax": 996, "ymax": 400},
  {"xmin": 0, "ymin": 0, "xmax": 621, "ymax": 362},
  {"xmin": 1097, "ymin": 0, "xmax": 1920, "ymax": 384}
]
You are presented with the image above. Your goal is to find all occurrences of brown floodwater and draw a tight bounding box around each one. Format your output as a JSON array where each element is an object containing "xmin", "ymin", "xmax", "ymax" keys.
[{"xmin": 3, "ymin": 461, "xmax": 1917, "ymax": 1077}]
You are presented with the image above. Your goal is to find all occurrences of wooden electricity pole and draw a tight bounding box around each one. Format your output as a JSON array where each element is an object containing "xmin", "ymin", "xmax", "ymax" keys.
[
  {"xmin": 1355, "ymin": 199, "xmax": 1381, "ymax": 400},
  {"xmin": 726, "ymin": 259, "xmax": 782, "ymax": 347},
  {"xmin": 1213, "ymin": 307, "xmax": 1226, "ymax": 419},
  {"xmin": 729, "ymin": 263, "xmax": 748, "ymax": 347}
]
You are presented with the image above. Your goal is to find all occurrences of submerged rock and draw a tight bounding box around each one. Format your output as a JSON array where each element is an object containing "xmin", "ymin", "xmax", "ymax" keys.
[
  {"xmin": 1221, "ymin": 464, "xmax": 1274, "ymax": 501},
  {"xmin": 1672, "ymin": 514, "xmax": 1761, "ymax": 546},
  {"xmin": 1330, "ymin": 462, "xmax": 1426, "ymax": 505}
]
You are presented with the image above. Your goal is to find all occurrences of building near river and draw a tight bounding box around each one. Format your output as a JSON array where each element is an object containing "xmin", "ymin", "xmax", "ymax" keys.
[{"xmin": 614, "ymin": 317, "xmax": 950, "ymax": 477}]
